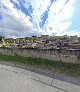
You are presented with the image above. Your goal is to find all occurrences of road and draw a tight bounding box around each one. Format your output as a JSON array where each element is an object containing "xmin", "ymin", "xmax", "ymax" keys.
[
  {"xmin": 0, "ymin": 61, "xmax": 80, "ymax": 92},
  {"xmin": 0, "ymin": 65, "xmax": 65, "ymax": 92},
  {"xmin": 0, "ymin": 61, "xmax": 80, "ymax": 86}
]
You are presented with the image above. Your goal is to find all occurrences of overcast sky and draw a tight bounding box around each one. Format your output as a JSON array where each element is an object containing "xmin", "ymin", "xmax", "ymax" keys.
[{"xmin": 0, "ymin": 0, "xmax": 80, "ymax": 38}]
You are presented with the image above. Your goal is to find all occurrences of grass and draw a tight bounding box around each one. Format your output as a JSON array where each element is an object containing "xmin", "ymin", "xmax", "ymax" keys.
[{"xmin": 0, "ymin": 55, "xmax": 80, "ymax": 77}]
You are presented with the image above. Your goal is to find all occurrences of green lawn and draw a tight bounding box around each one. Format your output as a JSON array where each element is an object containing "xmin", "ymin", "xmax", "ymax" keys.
[{"xmin": 0, "ymin": 55, "xmax": 80, "ymax": 77}]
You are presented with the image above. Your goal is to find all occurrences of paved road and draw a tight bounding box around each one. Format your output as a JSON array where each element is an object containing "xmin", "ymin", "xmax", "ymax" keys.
[
  {"xmin": 0, "ymin": 61, "xmax": 80, "ymax": 92},
  {"xmin": 0, "ymin": 61, "xmax": 80, "ymax": 86},
  {"xmin": 0, "ymin": 66, "xmax": 65, "ymax": 92}
]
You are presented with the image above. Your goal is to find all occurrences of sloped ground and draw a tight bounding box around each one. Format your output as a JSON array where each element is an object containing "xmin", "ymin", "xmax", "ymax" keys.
[{"xmin": 0, "ymin": 55, "xmax": 80, "ymax": 77}]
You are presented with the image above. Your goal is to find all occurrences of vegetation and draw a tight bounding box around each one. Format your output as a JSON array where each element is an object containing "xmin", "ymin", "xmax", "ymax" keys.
[
  {"xmin": 55, "ymin": 36, "xmax": 64, "ymax": 39},
  {"xmin": 72, "ymin": 43, "xmax": 80, "ymax": 45},
  {"xmin": 0, "ymin": 55, "xmax": 80, "ymax": 77},
  {"xmin": 0, "ymin": 36, "xmax": 4, "ymax": 41}
]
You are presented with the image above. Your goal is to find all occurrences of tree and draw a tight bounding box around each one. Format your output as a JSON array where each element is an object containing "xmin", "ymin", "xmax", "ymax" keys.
[
  {"xmin": 0, "ymin": 36, "xmax": 4, "ymax": 41},
  {"xmin": 32, "ymin": 35, "xmax": 37, "ymax": 42}
]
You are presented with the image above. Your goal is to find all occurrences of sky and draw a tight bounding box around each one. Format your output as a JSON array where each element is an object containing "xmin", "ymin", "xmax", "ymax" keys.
[{"xmin": 0, "ymin": 0, "xmax": 80, "ymax": 38}]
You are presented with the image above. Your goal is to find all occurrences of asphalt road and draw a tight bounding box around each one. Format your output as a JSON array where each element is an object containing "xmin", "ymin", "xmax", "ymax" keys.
[
  {"xmin": 0, "ymin": 65, "xmax": 65, "ymax": 92},
  {"xmin": 0, "ymin": 61, "xmax": 80, "ymax": 86},
  {"xmin": 0, "ymin": 61, "xmax": 80, "ymax": 92}
]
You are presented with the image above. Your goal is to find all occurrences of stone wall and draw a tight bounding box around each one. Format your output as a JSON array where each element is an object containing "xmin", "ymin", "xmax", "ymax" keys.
[{"xmin": 0, "ymin": 48, "xmax": 80, "ymax": 64}]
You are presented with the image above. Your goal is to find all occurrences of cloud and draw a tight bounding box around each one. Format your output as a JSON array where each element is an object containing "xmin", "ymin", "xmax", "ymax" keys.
[
  {"xmin": 43, "ymin": 0, "xmax": 76, "ymax": 35},
  {"xmin": 0, "ymin": 0, "xmax": 43, "ymax": 37},
  {"xmin": 26, "ymin": 0, "xmax": 51, "ymax": 33},
  {"xmin": 43, "ymin": 21, "xmax": 72, "ymax": 35},
  {"xmin": 0, "ymin": 0, "xmax": 77, "ymax": 38},
  {"xmin": 10, "ymin": 0, "xmax": 20, "ymax": 6},
  {"xmin": 62, "ymin": 30, "xmax": 80, "ymax": 36}
]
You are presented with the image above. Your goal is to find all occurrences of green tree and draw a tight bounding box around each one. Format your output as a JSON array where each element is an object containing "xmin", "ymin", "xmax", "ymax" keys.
[{"xmin": 0, "ymin": 36, "xmax": 4, "ymax": 41}]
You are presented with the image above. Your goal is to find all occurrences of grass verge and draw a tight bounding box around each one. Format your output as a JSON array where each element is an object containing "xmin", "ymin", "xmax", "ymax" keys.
[{"xmin": 0, "ymin": 55, "xmax": 80, "ymax": 77}]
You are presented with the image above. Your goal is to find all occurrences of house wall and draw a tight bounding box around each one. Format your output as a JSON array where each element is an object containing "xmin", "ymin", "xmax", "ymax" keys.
[{"xmin": 0, "ymin": 48, "xmax": 80, "ymax": 64}]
